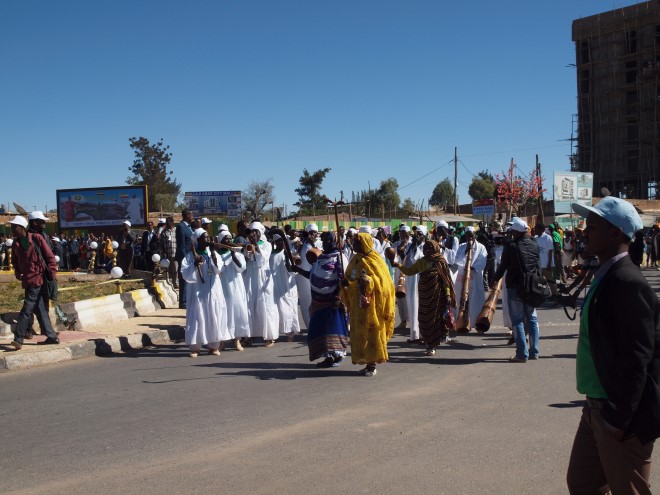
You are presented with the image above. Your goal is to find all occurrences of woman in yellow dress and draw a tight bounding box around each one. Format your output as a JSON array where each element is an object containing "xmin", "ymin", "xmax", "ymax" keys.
[{"xmin": 344, "ymin": 232, "xmax": 395, "ymax": 376}]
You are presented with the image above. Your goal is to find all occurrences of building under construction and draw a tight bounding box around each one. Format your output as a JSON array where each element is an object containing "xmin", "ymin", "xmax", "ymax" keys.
[{"xmin": 573, "ymin": 1, "xmax": 660, "ymax": 198}]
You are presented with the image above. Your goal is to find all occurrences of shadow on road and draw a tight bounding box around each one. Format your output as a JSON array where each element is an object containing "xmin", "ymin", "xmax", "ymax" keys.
[{"xmin": 548, "ymin": 400, "xmax": 585, "ymax": 409}]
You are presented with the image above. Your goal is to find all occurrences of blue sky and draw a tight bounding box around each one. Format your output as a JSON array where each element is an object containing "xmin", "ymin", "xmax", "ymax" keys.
[{"xmin": 0, "ymin": 1, "xmax": 641, "ymax": 216}]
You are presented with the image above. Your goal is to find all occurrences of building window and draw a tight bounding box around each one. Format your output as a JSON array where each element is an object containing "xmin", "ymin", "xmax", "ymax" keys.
[
  {"xmin": 626, "ymin": 30, "xmax": 638, "ymax": 54},
  {"xmin": 626, "ymin": 61, "xmax": 638, "ymax": 84},
  {"xmin": 580, "ymin": 70, "xmax": 590, "ymax": 93},
  {"xmin": 580, "ymin": 40, "xmax": 590, "ymax": 64}
]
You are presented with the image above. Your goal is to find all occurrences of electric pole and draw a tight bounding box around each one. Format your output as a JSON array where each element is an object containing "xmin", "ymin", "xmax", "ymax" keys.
[{"xmin": 454, "ymin": 146, "xmax": 458, "ymax": 214}]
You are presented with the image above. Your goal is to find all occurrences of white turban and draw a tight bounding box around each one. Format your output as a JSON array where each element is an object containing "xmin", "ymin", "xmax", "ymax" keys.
[
  {"xmin": 249, "ymin": 221, "xmax": 265, "ymax": 234},
  {"xmin": 305, "ymin": 223, "xmax": 318, "ymax": 233},
  {"xmin": 417, "ymin": 225, "xmax": 428, "ymax": 236},
  {"xmin": 359, "ymin": 225, "xmax": 371, "ymax": 234},
  {"xmin": 348, "ymin": 227, "xmax": 358, "ymax": 234},
  {"xmin": 217, "ymin": 231, "xmax": 232, "ymax": 242},
  {"xmin": 193, "ymin": 228, "xmax": 206, "ymax": 239},
  {"xmin": 436, "ymin": 220, "xmax": 449, "ymax": 229},
  {"xmin": 399, "ymin": 225, "xmax": 411, "ymax": 232},
  {"xmin": 465, "ymin": 226, "xmax": 475, "ymax": 233},
  {"xmin": 218, "ymin": 224, "xmax": 229, "ymax": 232}
]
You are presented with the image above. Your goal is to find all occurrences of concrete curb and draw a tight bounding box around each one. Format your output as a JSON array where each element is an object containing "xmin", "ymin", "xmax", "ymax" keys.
[{"xmin": 0, "ymin": 327, "xmax": 185, "ymax": 372}]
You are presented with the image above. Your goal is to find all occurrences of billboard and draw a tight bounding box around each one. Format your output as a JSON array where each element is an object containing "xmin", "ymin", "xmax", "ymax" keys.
[
  {"xmin": 472, "ymin": 198, "xmax": 495, "ymax": 216},
  {"xmin": 57, "ymin": 186, "xmax": 148, "ymax": 229},
  {"xmin": 184, "ymin": 191, "xmax": 242, "ymax": 218},
  {"xmin": 553, "ymin": 171, "xmax": 593, "ymax": 214}
]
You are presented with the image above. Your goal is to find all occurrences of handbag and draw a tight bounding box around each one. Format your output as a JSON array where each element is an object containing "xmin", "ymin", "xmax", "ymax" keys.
[
  {"xmin": 34, "ymin": 237, "xmax": 59, "ymax": 301},
  {"xmin": 515, "ymin": 242, "xmax": 551, "ymax": 308}
]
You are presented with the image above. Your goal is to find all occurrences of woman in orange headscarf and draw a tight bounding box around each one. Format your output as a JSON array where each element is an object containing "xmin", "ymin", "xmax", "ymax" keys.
[{"xmin": 343, "ymin": 232, "xmax": 395, "ymax": 376}]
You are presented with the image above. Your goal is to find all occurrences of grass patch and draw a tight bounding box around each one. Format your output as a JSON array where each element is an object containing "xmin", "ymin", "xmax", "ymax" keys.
[{"xmin": 0, "ymin": 279, "xmax": 146, "ymax": 313}]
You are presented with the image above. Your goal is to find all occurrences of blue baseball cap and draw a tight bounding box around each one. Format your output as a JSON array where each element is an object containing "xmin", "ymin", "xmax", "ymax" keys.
[{"xmin": 571, "ymin": 197, "xmax": 642, "ymax": 240}]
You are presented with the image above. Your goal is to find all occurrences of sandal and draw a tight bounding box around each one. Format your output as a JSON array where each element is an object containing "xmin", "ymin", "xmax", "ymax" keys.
[{"xmin": 425, "ymin": 348, "xmax": 436, "ymax": 356}]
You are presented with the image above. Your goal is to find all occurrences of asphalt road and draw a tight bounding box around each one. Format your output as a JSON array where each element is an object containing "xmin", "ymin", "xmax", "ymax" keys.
[{"xmin": 1, "ymin": 276, "xmax": 659, "ymax": 495}]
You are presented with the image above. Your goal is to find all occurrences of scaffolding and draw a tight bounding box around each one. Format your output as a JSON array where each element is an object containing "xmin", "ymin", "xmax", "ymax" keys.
[{"xmin": 572, "ymin": 1, "xmax": 660, "ymax": 198}]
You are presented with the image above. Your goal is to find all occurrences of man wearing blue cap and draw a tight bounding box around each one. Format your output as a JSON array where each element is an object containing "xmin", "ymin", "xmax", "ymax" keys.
[{"xmin": 567, "ymin": 196, "xmax": 660, "ymax": 494}]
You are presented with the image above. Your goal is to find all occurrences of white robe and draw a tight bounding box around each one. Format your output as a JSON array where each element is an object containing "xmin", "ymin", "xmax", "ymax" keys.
[
  {"xmin": 270, "ymin": 249, "xmax": 301, "ymax": 336},
  {"xmin": 442, "ymin": 235, "xmax": 460, "ymax": 284},
  {"xmin": 180, "ymin": 249, "xmax": 229, "ymax": 349},
  {"xmin": 244, "ymin": 238, "xmax": 279, "ymax": 340},
  {"xmin": 453, "ymin": 240, "xmax": 488, "ymax": 328},
  {"xmin": 219, "ymin": 250, "xmax": 251, "ymax": 338},
  {"xmin": 295, "ymin": 239, "xmax": 322, "ymax": 329},
  {"xmin": 392, "ymin": 239, "xmax": 424, "ymax": 339}
]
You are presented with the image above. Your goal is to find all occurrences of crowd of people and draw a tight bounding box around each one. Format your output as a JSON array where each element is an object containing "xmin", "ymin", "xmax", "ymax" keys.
[{"xmin": 3, "ymin": 197, "xmax": 659, "ymax": 493}]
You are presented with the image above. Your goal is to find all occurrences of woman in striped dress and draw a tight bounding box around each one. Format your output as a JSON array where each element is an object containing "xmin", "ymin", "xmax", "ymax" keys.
[{"xmin": 391, "ymin": 240, "xmax": 456, "ymax": 356}]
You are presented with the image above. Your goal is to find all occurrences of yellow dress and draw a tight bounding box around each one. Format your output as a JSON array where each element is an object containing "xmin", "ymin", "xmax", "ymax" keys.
[{"xmin": 344, "ymin": 233, "xmax": 395, "ymax": 364}]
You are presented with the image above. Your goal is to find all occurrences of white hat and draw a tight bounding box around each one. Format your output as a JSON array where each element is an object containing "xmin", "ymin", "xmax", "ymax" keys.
[
  {"xmin": 436, "ymin": 220, "xmax": 449, "ymax": 229},
  {"xmin": 305, "ymin": 223, "xmax": 319, "ymax": 233},
  {"xmin": 193, "ymin": 227, "xmax": 207, "ymax": 239},
  {"xmin": 249, "ymin": 221, "xmax": 265, "ymax": 234},
  {"xmin": 28, "ymin": 211, "xmax": 48, "ymax": 222},
  {"xmin": 465, "ymin": 226, "xmax": 475, "ymax": 233},
  {"xmin": 158, "ymin": 218, "xmax": 166, "ymax": 224},
  {"xmin": 123, "ymin": 220, "xmax": 131, "ymax": 227},
  {"xmin": 359, "ymin": 225, "xmax": 371, "ymax": 234},
  {"xmin": 218, "ymin": 223, "xmax": 229, "ymax": 232},
  {"xmin": 399, "ymin": 225, "xmax": 411, "ymax": 232},
  {"xmin": 510, "ymin": 217, "xmax": 528, "ymax": 233},
  {"xmin": 9, "ymin": 216, "xmax": 28, "ymax": 228},
  {"xmin": 217, "ymin": 231, "xmax": 232, "ymax": 242},
  {"xmin": 348, "ymin": 227, "xmax": 358, "ymax": 234},
  {"xmin": 52, "ymin": 237, "xmax": 61, "ymax": 242},
  {"xmin": 417, "ymin": 225, "xmax": 428, "ymax": 236},
  {"xmin": 201, "ymin": 217, "xmax": 212, "ymax": 225}
]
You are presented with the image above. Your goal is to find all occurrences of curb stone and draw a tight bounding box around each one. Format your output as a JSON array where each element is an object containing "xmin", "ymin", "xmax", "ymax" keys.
[{"xmin": 0, "ymin": 328, "xmax": 185, "ymax": 372}]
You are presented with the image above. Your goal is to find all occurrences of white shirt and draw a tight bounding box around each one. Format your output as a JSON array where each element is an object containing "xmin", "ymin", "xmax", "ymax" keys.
[{"xmin": 535, "ymin": 232, "xmax": 554, "ymax": 269}]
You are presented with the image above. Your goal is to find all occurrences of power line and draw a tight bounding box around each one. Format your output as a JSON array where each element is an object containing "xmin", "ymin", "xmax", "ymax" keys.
[
  {"xmin": 397, "ymin": 159, "xmax": 453, "ymax": 191},
  {"xmin": 460, "ymin": 143, "xmax": 566, "ymax": 158}
]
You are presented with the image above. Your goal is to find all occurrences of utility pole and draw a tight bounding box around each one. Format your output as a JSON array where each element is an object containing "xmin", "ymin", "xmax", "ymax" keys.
[
  {"xmin": 536, "ymin": 154, "xmax": 545, "ymax": 224},
  {"xmin": 453, "ymin": 146, "xmax": 458, "ymax": 214}
]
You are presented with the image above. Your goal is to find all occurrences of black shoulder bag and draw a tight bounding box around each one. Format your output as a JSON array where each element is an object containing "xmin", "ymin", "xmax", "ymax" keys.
[
  {"xmin": 515, "ymin": 241, "xmax": 551, "ymax": 308},
  {"xmin": 34, "ymin": 238, "xmax": 59, "ymax": 301}
]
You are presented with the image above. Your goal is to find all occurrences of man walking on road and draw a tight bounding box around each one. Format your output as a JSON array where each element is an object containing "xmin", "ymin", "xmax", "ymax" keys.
[
  {"xmin": 567, "ymin": 197, "xmax": 660, "ymax": 495},
  {"xmin": 175, "ymin": 209, "xmax": 194, "ymax": 309},
  {"xmin": 8, "ymin": 215, "xmax": 60, "ymax": 349}
]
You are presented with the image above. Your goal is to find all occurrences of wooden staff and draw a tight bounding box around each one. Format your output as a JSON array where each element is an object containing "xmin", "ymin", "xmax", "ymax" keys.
[
  {"xmin": 475, "ymin": 277, "xmax": 503, "ymax": 332},
  {"xmin": 322, "ymin": 196, "xmax": 346, "ymax": 275},
  {"xmin": 270, "ymin": 228, "xmax": 300, "ymax": 269}
]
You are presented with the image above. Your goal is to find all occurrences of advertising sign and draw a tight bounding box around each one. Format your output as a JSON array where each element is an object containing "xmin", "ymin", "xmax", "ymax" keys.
[
  {"xmin": 57, "ymin": 186, "xmax": 148, "ymax": 229},
  {"xmin": 472, "ymin": 198, "xmax": 495, "ymax": 216},
  {"xmin": 553, "ymin": 171, "xmax": 593, "ymax": 214},
  {"xmin": 184, "ymin": 191, "xmax": 242, "ymax": 218}
]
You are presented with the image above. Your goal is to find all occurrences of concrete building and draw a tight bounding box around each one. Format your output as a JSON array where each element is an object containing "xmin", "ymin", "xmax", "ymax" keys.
[{"xmin": 572, "ymin": 1, "xmax": 660, "ymax": 198}]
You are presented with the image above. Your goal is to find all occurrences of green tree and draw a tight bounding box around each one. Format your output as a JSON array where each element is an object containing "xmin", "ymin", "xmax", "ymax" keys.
[
  {"xmin": 429, "ymin": 179, "xmax": 455, "ymax": 208},
  {"xmin": 294, "ymin": 167, "xmax": 331, "ymax": 215},
  {"xmin": 400, "ymin": 197, "xmax": 417, "ymax": 215},
  {"xmin": 127, "ymin": 137, "xmax": 181, "ymax": 212},
  {"xmin": 242, "ymin": 179, "xmax": 275, "ymax": 221},
  {"xmin": 468, "ymin": 170, "xmax": 496, "ymax": 200}
]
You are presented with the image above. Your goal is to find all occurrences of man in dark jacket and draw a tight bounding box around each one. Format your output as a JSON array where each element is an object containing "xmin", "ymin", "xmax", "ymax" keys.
[
  {"xmin": 141, "ymin": 221, "xmax": 157, "ymax": 271},
  {"xmin": 567, "ymin": 196, "xmax": 659, "ymax": 494},
  {"xmin": 492, "ymin": 217, "xmax": 541, "ymax": 362},
  {"xmin": 175, "ymin": 209, "xmax": 194, "ymax": 309},
  {"xmin": 9, "ymin": 216, "xmax": 60, "ymax": 349}
]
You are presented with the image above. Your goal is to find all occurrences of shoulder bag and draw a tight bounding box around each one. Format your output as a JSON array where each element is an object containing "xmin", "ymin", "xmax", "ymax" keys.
[{"xmin": 515, "ymin": 242, "xmax": 551, "ymax": 308}]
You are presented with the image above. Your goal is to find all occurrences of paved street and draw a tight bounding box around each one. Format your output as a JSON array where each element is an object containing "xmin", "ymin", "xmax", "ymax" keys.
[{"xmin": 1, "ymin": 272, "xmax": 659, "ymax": 494}]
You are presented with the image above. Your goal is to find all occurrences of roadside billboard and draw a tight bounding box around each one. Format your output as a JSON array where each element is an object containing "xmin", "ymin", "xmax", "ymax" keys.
[
  {"xmin": 472, "ymin": 198, "xmax": 495, "ymax": 216},
  {"xmin": 57, "ymin": 186, "xmax": 148, "ymax": 229},
  {"xmin": 184, "ymin": 191, "xmax": 242, "ymax": 218},
  {"xmin": 553, "ymin": 171, "xmax": 593, "ymax": 214}
]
